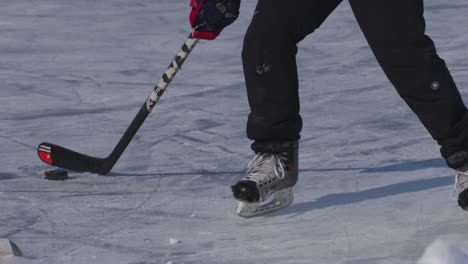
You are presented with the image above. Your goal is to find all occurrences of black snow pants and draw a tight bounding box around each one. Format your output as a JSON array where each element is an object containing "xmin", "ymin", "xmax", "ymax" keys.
[{"xmin": 242, "ymin": 0, "xmax": 468, "ymax": 159}]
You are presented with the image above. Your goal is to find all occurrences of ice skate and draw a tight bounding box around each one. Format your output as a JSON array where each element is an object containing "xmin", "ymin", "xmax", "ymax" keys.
[
  {"xmin": 231, "ymin": 141, "xmax": 298, "ymax": 217},
  {"xmin": 447, "ymin": 151, "xmax": 468, "ymax": 210}
]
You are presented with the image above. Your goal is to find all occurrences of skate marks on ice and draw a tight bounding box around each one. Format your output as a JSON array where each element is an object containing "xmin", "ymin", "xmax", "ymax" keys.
[{"xmin": 0, "ymin": 175, "xmax": 170, "ymax": 263}]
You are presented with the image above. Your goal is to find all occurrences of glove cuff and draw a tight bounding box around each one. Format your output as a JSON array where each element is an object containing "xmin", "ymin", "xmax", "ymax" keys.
[{"xmin": 193, "ymin": 30, "xmax": 221, "ymax": 40}]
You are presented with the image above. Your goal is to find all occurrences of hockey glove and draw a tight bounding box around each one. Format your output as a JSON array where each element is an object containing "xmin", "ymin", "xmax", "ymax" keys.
[{"xmin": 189, "ymin": 0, "xmax": 240, "ymax": 40}]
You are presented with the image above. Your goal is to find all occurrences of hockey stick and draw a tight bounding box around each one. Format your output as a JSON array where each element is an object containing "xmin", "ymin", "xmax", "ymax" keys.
[{"xmin": 37, "ymin": 33, "xmax": 199, "ymax": 175}]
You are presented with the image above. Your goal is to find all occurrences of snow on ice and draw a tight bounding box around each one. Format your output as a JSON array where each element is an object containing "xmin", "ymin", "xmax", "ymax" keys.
[{"xmin": 418, "ymin": 239, "xmax": 468, "ymax": 264}]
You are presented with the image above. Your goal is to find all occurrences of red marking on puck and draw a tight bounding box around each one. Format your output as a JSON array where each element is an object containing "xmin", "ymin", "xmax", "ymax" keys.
[{"xmin": 38, "ymin": 151, "xmax": 53, "ymax": 165}]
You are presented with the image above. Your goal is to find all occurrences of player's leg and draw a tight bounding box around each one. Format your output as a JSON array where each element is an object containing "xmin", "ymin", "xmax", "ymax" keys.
[
  {"xmin": 349, "ymin": 0, "xmax": 468, "ymax": 159},
  {"xmin": 349, "ymin": 0, "xmax": 468, "ymax": 208},
  {"xmin": 234, "ymin": 0, "xmax": 343, "ymax": 217},
  {"xmin": 243, "ymin": 0, "xmax": 343, "ymax": 142}
]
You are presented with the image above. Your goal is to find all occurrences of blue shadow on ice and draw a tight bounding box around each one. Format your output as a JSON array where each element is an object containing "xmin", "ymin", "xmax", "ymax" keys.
[
  {"xmin": 0, "ymin": 173, "xmax": 16, "ymax": 181},
  {"xmin": 299, "ymin": 158, "xmax": 446, "ymax": 174},
  {"xmin": 275, "ymin": 175, "xmax": 453, "ymax": 217},
  {"xmin": 362, "ymin": 158, "xmax": 446, "ymax": 173}
]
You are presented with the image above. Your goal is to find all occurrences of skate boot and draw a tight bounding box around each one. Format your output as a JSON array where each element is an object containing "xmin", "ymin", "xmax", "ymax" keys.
[
  {"xmin": 447, "ymin": 151, "xmax": 468, "ymax": 210},
  {"xmin": 231, "ymin": 141, "xmax": 298, "ymax": 217}
]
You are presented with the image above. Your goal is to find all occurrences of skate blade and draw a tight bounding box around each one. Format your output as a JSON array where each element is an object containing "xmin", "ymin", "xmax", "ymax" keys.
[{"xmin": 236, "ymin": 187, "xmax": 293, "ymax": 218}]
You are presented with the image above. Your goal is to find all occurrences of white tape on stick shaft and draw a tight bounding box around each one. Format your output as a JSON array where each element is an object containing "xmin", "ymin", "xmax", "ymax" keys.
[{"xmin": 146, "ymin": 33, "xmax": 199, "ymax": 112}]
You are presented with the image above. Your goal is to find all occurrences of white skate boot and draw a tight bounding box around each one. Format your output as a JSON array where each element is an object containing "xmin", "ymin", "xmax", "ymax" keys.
[
  {"xmin": 447, "ymin": 151, "xmax": 468, "ymax": 210},
  {"xmin": 231, "ymin": 141, "xmax": 298, "ymax": 217}
]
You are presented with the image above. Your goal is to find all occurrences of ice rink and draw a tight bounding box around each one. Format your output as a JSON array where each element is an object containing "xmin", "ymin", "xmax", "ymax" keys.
[{"xmin": 1, "ymin": 0, "xmax": 468, "ymax": 263}]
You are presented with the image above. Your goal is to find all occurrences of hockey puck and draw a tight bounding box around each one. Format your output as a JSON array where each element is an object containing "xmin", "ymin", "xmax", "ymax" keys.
[{"xmin": 44, "ymin": 170, "xmax": 69, "ymax": 181}]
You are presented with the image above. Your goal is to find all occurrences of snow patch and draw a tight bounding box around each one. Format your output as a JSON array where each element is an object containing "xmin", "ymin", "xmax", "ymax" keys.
[
  {"xmin": 169, "ymin": 238, "xmax": 181, "ymax": 245},
  {"xmin": 418, "ymin": 239, "xmax": 468, "ymax": 264},
  {"xmin": 0, "ymin": 239, "xmax": 22, "ymax": 257}
]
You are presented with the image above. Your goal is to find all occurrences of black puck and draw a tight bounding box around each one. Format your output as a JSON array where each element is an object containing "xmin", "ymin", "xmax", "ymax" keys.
[{"xmin": 44, "ymin": 170, "xmax": 69, "ymax": 181}]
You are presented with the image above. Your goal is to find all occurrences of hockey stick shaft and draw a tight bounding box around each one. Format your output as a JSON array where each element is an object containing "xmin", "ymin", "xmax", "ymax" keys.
[
  {"xmin": 107, "ymin": 33, "xmax": 199, "ymax": 167},
  {"xmin": 38, "ymin": 33, "xmax": 199, "ymax": 174}
]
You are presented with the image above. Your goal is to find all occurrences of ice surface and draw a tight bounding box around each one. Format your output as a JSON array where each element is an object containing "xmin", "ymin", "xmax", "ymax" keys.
[{"xmin": 1, "ymin": 0, "xmax": 468, "ymax": 263}]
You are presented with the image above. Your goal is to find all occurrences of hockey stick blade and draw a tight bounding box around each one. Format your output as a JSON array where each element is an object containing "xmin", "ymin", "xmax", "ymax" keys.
[
  {"xmin": 37, "ymin": 33, "xmax": 199, "ymax": 175},
  {"xmin": 38, "ymin": 142, "xmax": 111, "ymax": 174}
]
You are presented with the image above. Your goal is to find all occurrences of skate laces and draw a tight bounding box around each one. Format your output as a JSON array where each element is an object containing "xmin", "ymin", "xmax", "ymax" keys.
[
  {"xmin": 453, "ymin": 170, "xmax": 468, "ymax": 196},
  {"xmin": 246, "ymin": 152, "xmax": 287, "ymax": 185}
]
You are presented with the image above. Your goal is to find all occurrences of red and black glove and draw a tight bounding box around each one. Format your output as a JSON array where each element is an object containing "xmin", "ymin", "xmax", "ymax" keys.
[{"xmin": 189, "ymin": 0, "xmax": 240, "ymax": 40}]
